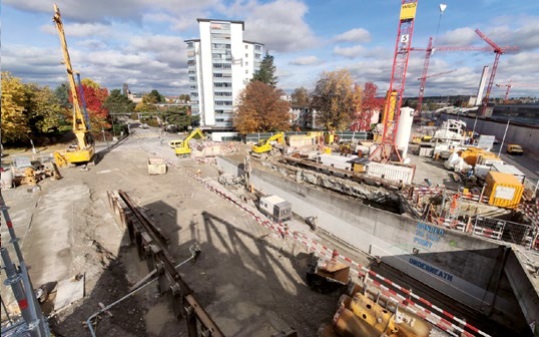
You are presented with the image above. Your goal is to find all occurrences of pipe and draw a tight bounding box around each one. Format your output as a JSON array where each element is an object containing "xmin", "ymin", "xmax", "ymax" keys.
[{"xmin": 86, "ymin": 244, "xmax": 201, "ymax": 337}]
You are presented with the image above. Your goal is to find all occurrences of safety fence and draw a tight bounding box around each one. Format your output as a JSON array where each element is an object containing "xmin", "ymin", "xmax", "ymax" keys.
[
  {"xmin": 163, "ymin": 157, "xmax": 492, "ymax": 337},
  {"xmin": 413, "ymin": 186, "xmax": 539, "ymax": 250}
]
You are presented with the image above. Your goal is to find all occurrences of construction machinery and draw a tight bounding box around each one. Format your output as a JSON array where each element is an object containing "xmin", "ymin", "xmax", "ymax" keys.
[
  {"xmin": 251, "ymin": 132, "xmax": 285, "ymax": 155},
  {"xmin": 174, "ymin": 128, "xmax": 205, "ymax": 157},
  {"xmin": 53, "ymin": 4, "xmax": 95, "ymax": 167}
]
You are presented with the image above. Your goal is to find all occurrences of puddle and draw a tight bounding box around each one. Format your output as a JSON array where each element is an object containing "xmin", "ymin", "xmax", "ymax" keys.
[{"xmin": 144, "ymin": 301, "xmax": 174, "ymax": 336}]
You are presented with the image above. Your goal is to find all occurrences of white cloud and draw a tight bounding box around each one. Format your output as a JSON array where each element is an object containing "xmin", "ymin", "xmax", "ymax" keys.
[
  {"xmin": 333, "ymin": 45, "xmax": 365, "ymax": 59},
  {"xmin": 334, "ymin": 28, "xmax": 371, "ymax": 43},
  {"xmin": 40, "ymin": 22, "xmax": 111, "ymax": 37},
  {"xmin": 289, "ymin": 56, "xmax": 322, "ymax": 66},
  {"xmin": 241, "ymin": 0, "xmax": 319, "ymax": 52},
  {"xmin": 437, "ymin": 27, "xmax": 477, "ymax": 46}
]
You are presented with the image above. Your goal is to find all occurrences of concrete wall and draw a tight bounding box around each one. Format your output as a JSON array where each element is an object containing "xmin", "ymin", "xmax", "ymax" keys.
[
  {"xmin": 440, "ymin": 114, "xmax": 539, "ymax": 155},
  {"xmin": 217, "ymin": 156, "xmax": 537, "ymax": 332}
]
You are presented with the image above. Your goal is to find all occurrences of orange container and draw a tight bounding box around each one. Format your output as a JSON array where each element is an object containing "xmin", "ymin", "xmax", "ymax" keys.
[{"xmin": 484, "ymin": 171, "xmax": 524, "ymax": 208}]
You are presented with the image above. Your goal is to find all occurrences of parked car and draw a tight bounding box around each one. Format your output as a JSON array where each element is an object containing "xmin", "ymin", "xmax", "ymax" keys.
[{"xmin": 507, "ymin": 144, "xmax": 524, "ymax": 155}]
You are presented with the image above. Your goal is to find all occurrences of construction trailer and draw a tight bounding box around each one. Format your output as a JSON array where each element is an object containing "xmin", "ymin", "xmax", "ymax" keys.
[{"xmin": 259, "ymin": 195, "xmax": 292, "ymax": 222}]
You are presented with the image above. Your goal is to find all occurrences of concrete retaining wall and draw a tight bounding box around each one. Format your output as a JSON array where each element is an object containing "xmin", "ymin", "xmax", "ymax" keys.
[{"xmin": 216, "ymin": 156, "xmax": 537, "ymax": 332}]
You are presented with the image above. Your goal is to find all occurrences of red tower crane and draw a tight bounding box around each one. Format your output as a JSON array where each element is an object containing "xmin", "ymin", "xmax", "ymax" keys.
[
  {"xmin": 370, "ymin": 0, "xmax": 418, "ymax": 163},
  {"xmin": 412, "ymin": 37, "xmax": 494, "ymax": 116},
  {"xmin": 496, "ymin": 81, "xmax": 539, "ymax": 102},
  {"xmin": 475, "ymin": 29, "xmax": 518, "ymax": 115}
]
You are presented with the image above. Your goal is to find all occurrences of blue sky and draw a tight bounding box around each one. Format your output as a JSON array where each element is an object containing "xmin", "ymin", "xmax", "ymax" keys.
[{"xmin": 3, "ymin": 0, "xmax": 539, "ymax": 99}]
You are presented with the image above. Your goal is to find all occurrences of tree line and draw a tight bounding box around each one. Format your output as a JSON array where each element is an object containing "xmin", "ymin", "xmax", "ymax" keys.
[
  {"xmin": 1, "ymin": 72, "xmax": 194, "ymax": 145},
  {"xmin": 233, "ymin": 54, "xmax": 385, "ymax": 135}
]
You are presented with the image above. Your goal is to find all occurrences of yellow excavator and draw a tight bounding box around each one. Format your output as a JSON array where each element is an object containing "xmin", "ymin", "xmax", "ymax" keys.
[
  {"xmin": 174, "ymin": 128, "xmax": 205, "ymax": 157},
  {"xmin": 251, "ymin": 132, "xmax": 285, "ymax": 155},
  {"xmin": 53, "ymin": 4, "xmax": 95, "ymax": 167}
]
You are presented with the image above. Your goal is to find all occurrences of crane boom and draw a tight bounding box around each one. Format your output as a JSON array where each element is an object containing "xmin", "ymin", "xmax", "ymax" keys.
[{"xmin": 52, "ymin": 4, "xmax": 95, "ymax": 165}]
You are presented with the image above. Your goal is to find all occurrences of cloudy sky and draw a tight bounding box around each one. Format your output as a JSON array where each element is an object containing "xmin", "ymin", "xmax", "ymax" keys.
[{"xmin": 3, "ymin": 0, "xmax": 539, "ymax": 99}]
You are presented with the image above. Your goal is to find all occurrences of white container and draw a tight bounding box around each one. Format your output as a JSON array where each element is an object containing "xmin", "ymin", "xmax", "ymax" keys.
[
  {"xmin": 148, "ymin": 158, "xmax": 167, "ymax": 175},
  {"xmin": 259, "ymin": 195, "xmax": 292, "ymax": 222},
  {"xmin": 1, "ymin": 168, "xmax": 14, "ymax": 189},
  {"xmin": 366, "ymin": 162, "xmax": 415, "ymax": 184},
  {"xmin": 491, "ymin": 162, "xmax": 525, "ymax": 183}
]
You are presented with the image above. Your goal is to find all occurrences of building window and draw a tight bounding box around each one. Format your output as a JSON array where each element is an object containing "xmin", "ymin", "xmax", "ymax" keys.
[
  {"xmin": 188, "ymin": 70, "xmax": 196, "ymax": 74},
  {"xmin": 187, "ymin": 42, "xmax": 193, "ymax": 48},
  {"xmin": 245, "ymin": 70, "xmax": 249, "ymax": 74},
  {"xmin": 215, "ymin": 92, "xmax": 232, "ymax": 97},
  {"xmin": 214, "ymin": 82, "xmax": 232, "ymax": 88},
  {"xmin": 211, "ymin": 33, "xmax": 230, "ymax": 39},
  {"xmin": 255, "ymin": 45, "xmax": 262, "ymax": 51},
  {"xmin": 189, "ymin": 76, "xmax": 196, "ymax": 81},
  {"xmin": 187, "ymin": 60, "xmax": 196, "ymax": 66},
  {"xmin": 213, "ymin": 63, "xmax": 231, "ymax": 69},
  {"xmin": 255, "ymin": 53, "xmax": 261, "ymax": 59}
]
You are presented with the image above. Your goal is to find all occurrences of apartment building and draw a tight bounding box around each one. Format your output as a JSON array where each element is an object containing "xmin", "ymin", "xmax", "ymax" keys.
[{"xmin": 186, "ymin": 19, "xmax": 264, "ymax": 129}]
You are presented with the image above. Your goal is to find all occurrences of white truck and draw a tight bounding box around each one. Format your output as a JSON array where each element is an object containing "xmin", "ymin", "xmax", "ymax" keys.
[{"xmin": 259, "ymin": 195, "xmax": 292, "ymax": 222}]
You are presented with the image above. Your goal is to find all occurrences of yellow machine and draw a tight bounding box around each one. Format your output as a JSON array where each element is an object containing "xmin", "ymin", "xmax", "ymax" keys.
[
  {"xmin": 52, "ymin": 4, "xmax": 95, "ymax": 167},
  {"xmin": 174, "ymin": 128, "xmax": 205, "ymax": 157},
  {"xmin": 251, "ymin": 132, "xmax": 285, "ymax": 154}
]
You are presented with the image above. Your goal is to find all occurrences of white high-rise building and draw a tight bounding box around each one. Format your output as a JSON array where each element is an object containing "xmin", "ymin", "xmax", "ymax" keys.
[{"xmin": 186, "ymin": 19, "xmax": 264, "ymax": 129}]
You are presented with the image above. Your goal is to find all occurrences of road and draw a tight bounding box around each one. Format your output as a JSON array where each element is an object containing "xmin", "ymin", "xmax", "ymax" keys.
[{"xmin": 491, "ymin": 143, "xmax": 539, "ymax": 191}]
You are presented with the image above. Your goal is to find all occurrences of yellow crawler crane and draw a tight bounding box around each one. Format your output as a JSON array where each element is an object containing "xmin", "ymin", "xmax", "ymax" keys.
[{"xmin": 53, "ymin": 4, "xmax": 95, "ymax": 167}]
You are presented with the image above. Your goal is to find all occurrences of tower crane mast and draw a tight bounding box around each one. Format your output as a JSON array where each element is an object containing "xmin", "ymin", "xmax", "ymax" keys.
[{"xmin": 370, "ymin": 0, "xmax": 418, "ymax": 163}]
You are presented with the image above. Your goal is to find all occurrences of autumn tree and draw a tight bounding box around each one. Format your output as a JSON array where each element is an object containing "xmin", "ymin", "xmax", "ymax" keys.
[
  {"xmin": 349, "ymin": 84, "xmax": 365, "ymax": 131},
  {"xmin": 178, "ymin": 94, "xmax": 190, "ymax": 102},
  {"xmin": 310, "ymin": 69, "xmax": 361, "ymax": 131},
  {"xmin": 252, "ymin": 52, "xmax": 277, "ymax": 87},
  {"xmin": 69, "ymin": 79, "xmax": 110, "ymax": 131},
  {"xmin": 1, "ymin": 72, "xmax": 29, "ymax": 143},
  {"xmin": 234, "ymin": 81, "xmax": 290, "ymax": 134},
  {"xmin": 290, "ymin": 87, "xmax": 310, "ymax": 107},
  {"xmin": 23, "ymin": 83, "xmax": 64, "ymax": 134}
]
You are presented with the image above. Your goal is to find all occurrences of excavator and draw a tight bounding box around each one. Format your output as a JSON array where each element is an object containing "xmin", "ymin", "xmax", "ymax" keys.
[
  {"xmin": 251, "ymin": 132, "xmax": 285, "ymax": 156},
  {"xmin": 174, "ymin": 128, "xmax": 206, "ymax": 157},
  {"xmin": 52, "ymin": 4, "xmax": 95, "ymax": 167}
]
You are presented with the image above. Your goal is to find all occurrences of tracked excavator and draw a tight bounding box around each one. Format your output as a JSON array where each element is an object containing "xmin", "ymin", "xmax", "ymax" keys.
[
  {"xmin": 52, "ymin": 4, "xmax": 95, "ymax": 167},
  {"xmin": 174, "ymin": 128, "xmax": 206, "ymax": 157},
  {"xmin": 250, "ymin": 132, "xmax": 285, "ymax": 157}
]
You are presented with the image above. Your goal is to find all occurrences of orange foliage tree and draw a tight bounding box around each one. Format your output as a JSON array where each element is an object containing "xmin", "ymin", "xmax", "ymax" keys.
[{"xmin": 234, "ymin": 81, "xmax": 291, "ymax": 134}]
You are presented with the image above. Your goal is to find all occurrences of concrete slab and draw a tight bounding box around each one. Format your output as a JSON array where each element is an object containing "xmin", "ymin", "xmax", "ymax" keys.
[{"xmin": 54, "ymin": 277, "xmax": 85, "ymax": 310}]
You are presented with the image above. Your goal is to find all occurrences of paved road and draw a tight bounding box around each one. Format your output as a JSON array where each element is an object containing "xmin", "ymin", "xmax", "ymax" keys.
[{"xmin": 491, "ymin": 143, "xmax": 539, "ymax": 190}]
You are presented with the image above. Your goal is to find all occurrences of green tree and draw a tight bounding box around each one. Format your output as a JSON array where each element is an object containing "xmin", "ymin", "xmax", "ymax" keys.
[
  {"xmin": 1, "ymin": 72, "xmax": 29, "ymax": 143},
  {"xmin": 104, "ymin": 89, "xmax": 136, "ymax": 114},
  {"xmin": 135, "ymin": 101, "xmax": 158, "ymax": 113},
  {"xmin": 178, "ymin": 94, "xmax": 190, "ymax": 102},
  {"xmin": 252, "ymin": 52, "xmax": 277, "ymax": 87},
  {"xmin": 55, "ymin": 82, "xmax": 71, "ymax": 109},
  {"xmin": 310, "ymin": 69, "xmax": 360, "ymax": 131},
  {"xmin": 234, "ymin": 81, "xmax": 290, "ymax": 134},
  {"xmin": 23, "ymin": 83, "xmax": 64, "ymax": 134},
  {"xmin": 290, "ymin": 87, "xmax": 311, "ymax": 106},
  {"xmin": 144, "ymin": 89, "xmax": 164, "ymax": 104}
]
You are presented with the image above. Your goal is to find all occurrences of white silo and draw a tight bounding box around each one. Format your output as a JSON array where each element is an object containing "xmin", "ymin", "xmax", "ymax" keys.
[{"xmin": 395, "ymin": 107, "xmax": 415, "ymax": 159}]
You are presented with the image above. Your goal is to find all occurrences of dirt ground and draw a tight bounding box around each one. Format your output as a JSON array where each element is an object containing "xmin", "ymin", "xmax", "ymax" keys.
[{"xmin": 1, "ymin": 130, "xmax": 356, "ymax": 336}]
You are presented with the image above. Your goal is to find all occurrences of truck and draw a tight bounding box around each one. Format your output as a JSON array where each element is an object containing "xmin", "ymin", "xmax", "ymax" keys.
[{"xmin": 258, "ymin": 195, "xmax": 292, "ymax": 222}]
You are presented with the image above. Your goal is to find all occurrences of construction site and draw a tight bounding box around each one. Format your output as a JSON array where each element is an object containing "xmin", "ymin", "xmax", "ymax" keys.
[{"xmin": 2, "ymin": 1, "xmax": 539, "ymax": 337}]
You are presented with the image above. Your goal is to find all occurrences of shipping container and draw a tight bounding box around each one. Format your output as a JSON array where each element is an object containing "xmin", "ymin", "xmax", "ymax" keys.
[
  {"xmin": 491, "ymin": 162, "xmax": 526, "ymax": 183},
  {"xmin": 259, "ymin": 195, "xmax": 292, "ymax": 222},
  {"xmin": 287, "ymin": 134, "xmax": 315, "ymax": 148},
  {"xmin": 484, "ymin": 171, "xmax": 524, "ymax": 208},
  {"xmin": 365, "ymin": 162, "xmax": 415, "ymax": 185}
]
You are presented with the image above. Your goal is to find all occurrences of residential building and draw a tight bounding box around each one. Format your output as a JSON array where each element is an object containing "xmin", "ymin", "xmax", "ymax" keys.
[{"xmin": 186, "ymin": 19, "xmax": 264, "ymax": 129}]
